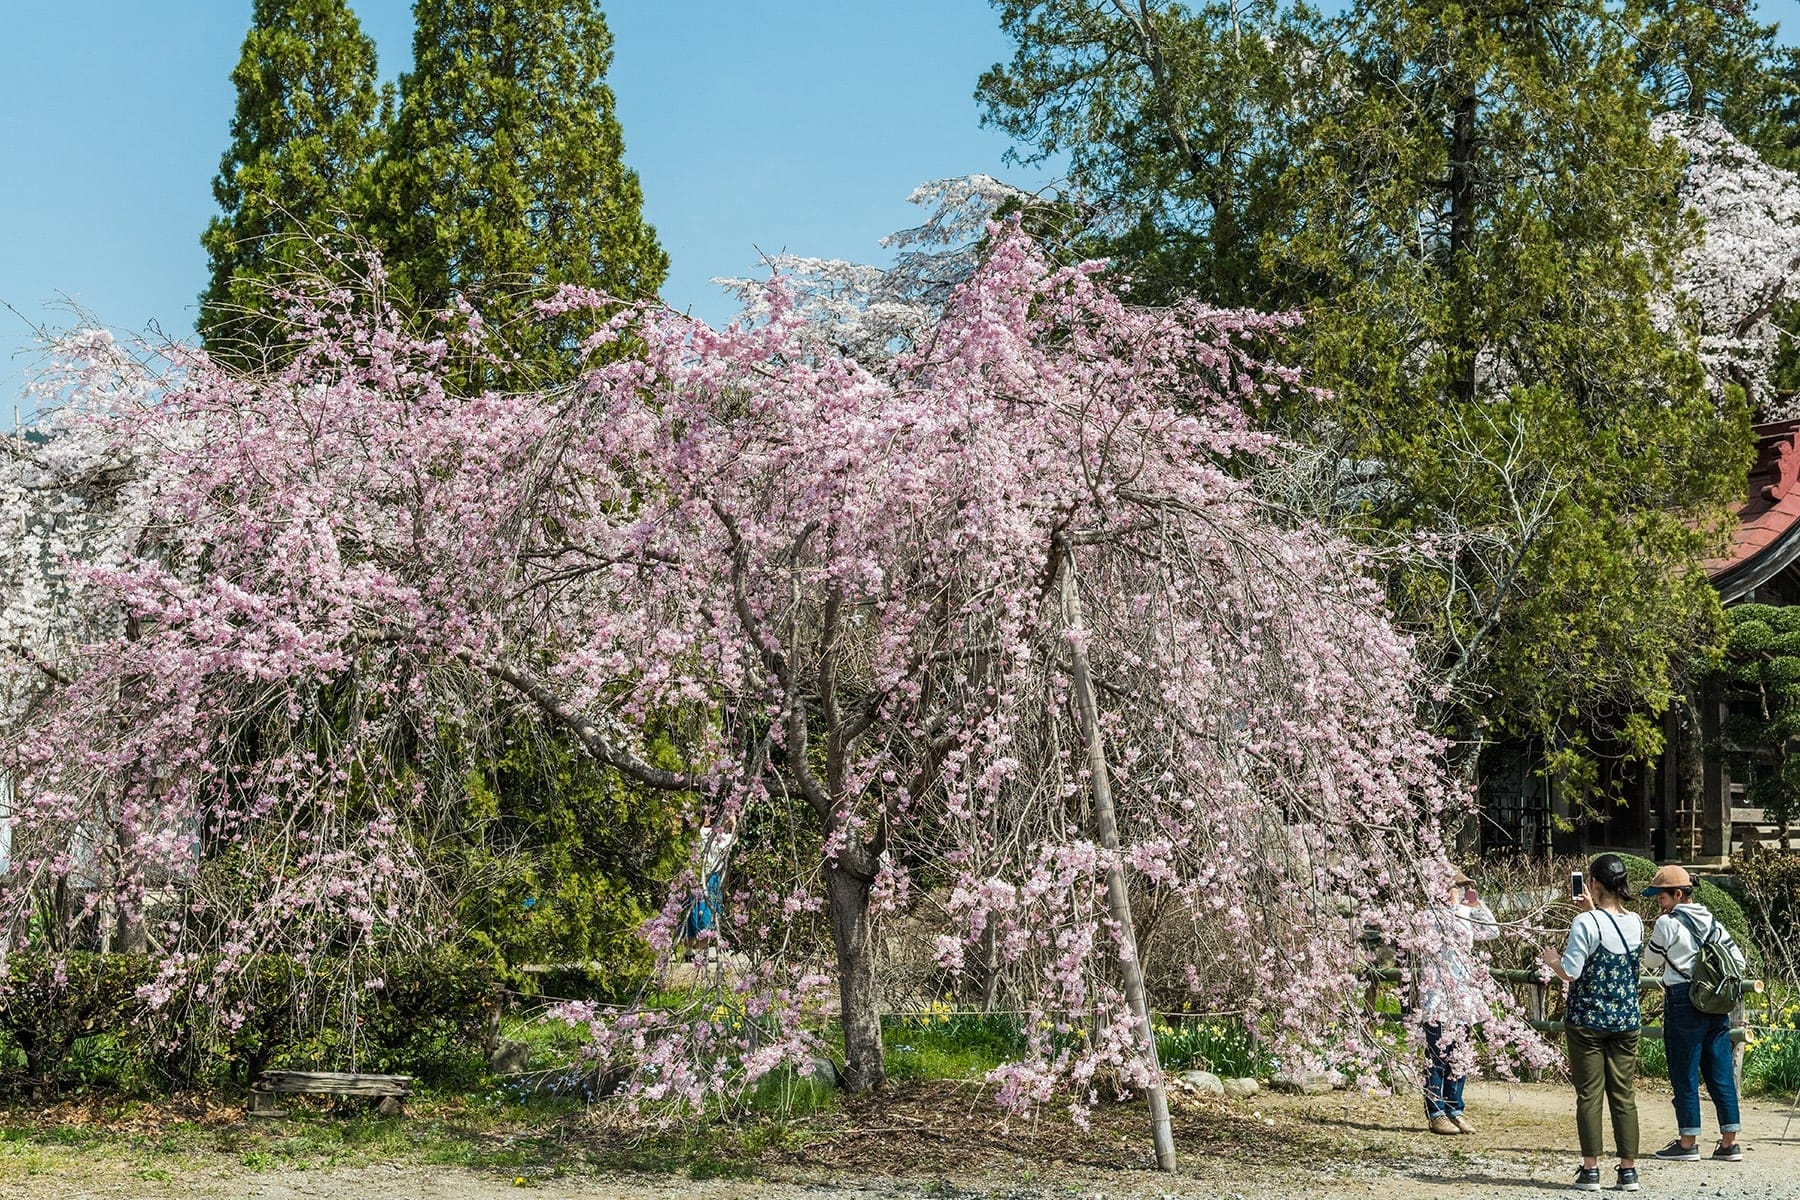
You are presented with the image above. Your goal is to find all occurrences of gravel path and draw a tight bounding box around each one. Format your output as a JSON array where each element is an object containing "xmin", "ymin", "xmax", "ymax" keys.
[{"xmin": 3, "ymin": 1080, "xmax": 1797, "ymax": 1199}]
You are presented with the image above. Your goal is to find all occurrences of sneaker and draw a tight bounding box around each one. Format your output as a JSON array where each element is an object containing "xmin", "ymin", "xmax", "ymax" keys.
[
  {"xmin": 1653, "ymin": 1139, "xmax": 1700, "ymax": 1161},
  {"xmin": 1450, "ymin": 1113, "xmax": 1476, "ymax": 1135},
  {"xmin": 1712, "ymin": 1141, "xmax": 1743, "ymax": 1162},
  {"xmin": 1429, "ymin": 1115, "xmax": 1460, "ymax": 1135},
  {"xmin": 1614, "ymin": 1167, "xmax": 1639, "ymax": 1192},
  {"xmin": 1572, "ymin": 1166, "xmax": 1601, "ymax": 1191}
]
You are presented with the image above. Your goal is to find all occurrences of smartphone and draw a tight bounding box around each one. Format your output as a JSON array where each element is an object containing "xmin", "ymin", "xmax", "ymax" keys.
[
  {"xmin": 1462, "ymin": 886, "xmax": 1478, "ymax": 906},
  {"xmin": 1571, "ymin": 870, "xmax": 1585, "ymax": 898}
]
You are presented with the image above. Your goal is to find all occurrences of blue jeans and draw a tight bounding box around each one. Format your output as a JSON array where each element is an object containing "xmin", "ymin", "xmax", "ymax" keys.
[
  {"xmin": 1663, "ymin": 984, "xmax": 1740, "ymax": 1137},
  {"xmin": 1424, "ymin": 1022, "xmax": 1467, "ymax": 1118}
]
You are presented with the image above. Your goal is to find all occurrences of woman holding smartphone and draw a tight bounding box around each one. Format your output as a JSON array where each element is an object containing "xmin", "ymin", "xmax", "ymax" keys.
[{"xmin": 1541, "ymin": 853, "xmax": 1643, "ymax": 1192}]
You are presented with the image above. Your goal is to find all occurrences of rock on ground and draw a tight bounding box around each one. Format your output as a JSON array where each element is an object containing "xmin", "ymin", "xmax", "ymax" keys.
[
  {"xmin": 1177, "ymin": 1070, "xmax": 1224, "ymax": 1096},
  {"xmin": 1270, "ymin": 1069, "xmax": 1335, "ymax": 1095}
]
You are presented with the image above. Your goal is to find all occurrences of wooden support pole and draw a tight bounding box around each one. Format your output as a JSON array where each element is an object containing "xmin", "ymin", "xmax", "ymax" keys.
[
  {"xmin": 1733, "ymin": 994, "xmax": 1746, "ymax": 1097},
  {"xmin": 1526, "ymin": 981, "xmax": 1547, "ymax": 1082},
  {"xmin": 1060, "ymin": 554, "xmax": 1176, "ymax": 1172}
]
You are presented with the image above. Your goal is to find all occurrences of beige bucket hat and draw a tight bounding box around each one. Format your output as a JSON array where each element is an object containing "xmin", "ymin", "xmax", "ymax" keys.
[{"xmin": 1641, "ymin": 864, "xmax": 1694, "ymax": 896}]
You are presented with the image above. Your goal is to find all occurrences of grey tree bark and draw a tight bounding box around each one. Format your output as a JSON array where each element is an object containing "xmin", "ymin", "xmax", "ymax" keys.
[{"xmin": 826, "ymin": 859, "xmax": 885, "ymax": 1092}]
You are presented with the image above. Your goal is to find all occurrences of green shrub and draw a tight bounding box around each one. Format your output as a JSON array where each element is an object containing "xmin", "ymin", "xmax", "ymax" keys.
[
  {"xmin": 0, "ymin": 945, "xmax": 499, "ymax": 1097},
  {"xmin": 0, "ymin": 952, "xmax": 153, "ymax": 1096},
  {"xmin": 1637, "ymin": 1035, "xmax": 1667, "ymax": 1079},
  {"xmin": 147, "ymin": 948, "xmax": 499, "ymax": 1088},
  {"xmin": 354, "ymin": 950, "xmax": 500, "ymax": 1085}
]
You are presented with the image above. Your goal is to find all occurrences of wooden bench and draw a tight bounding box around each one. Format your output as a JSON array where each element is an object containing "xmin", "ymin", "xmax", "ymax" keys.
[{"xmin": 247, "ymin": 1070, "xmax": 413, "ymax": 1117}]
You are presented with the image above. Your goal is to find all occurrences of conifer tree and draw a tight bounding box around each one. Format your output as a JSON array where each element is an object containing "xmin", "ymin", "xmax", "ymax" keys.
[
  {"xmin": 375, "ymin": 0, "xmax": 667, "ymax": 382},
  {"xmin": 980, "ymin": 0, "xmax": 1756, "ymax": 803},
  {"xmin": 200, "ymin": 0, "xmax": 389, "ymax": 366}
]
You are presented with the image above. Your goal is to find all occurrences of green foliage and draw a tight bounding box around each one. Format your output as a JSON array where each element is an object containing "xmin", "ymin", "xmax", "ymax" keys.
[
  {"xmin": 206, "ymin": 1, "xmax": 667, "ymax": 386},
  {"xmin": 1153, "ymin": 1017, "xmax": 1269, "ymax": 1079},
  {"xmin": 1744, "ymin": 1030, "xmax": 1800, "ymax": 1096},
  {"xmin": 200, "ymin": 0, "xmax": 390, "ymax": 365},
  {"xmin": 1713, "ymin": 606, "xmax": 1800, "ymax": 843},
  {"xmin": 1638, "ymin": 1034, "xmax": 1668, "ymax": 1080},
  {"xmin": 1637, "ymin": 0, "xmax": 1798, "ymax": 161},
  {"xmin": 1736, "ymin": 850, "xmax": 1800, "ymax": 983},
  {"xmin": 979, "ymin": 0, "xmax": 1754, "ymax": 789},
  {"xmin": 0, "ymin": 953, "xmax": 152, "ymax": 1096},
  {"xmin": 353, "ymin": 951, "xmax": 502, "ymax": 1083},
  {"xmin": 0, "ymin": 950, "xmax": 497, "ymax": 1095},
  {"xmin": 454, "ymin": 725, "xmax": 682, "ymax": 999},
  {"xmin": 374, "ymin": 0, "xmax": 668, "ymax": 384},
  {"xmin": 980, "ymin": 0, "xmax": 1306, "ymax": 309},
  {"xmin": 1744, "ymin": 986, "xmax": 1800, "ymax": 1095},
  {"xmin": 194, "ymin": 949, "xmax": 498, "ymax": 1086}
]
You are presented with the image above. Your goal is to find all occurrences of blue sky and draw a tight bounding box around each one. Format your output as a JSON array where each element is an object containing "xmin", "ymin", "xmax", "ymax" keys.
[
  {"xmin": 0, "ymin": 1, "xmax": 1053, "ymax": 418},
  {"xmin": 4, "ymin": 2, "xmax": 1800, "ymax": 419}
]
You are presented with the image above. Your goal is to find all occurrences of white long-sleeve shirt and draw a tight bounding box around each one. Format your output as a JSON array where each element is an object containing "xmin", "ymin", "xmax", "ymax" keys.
[
  {"xmin": 1643, "ymin": 903, "xmax": 1746, "ymax": 987},
  {"xmin": 1417, "ymin": 901, "xmax": 1499, "ymax": 1027}
]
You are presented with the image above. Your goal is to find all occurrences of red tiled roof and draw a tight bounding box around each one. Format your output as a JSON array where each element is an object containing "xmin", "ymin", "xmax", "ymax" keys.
[{"xmin": 1705, "ymin": 419, "xmax": 1800, "ymax": 584}]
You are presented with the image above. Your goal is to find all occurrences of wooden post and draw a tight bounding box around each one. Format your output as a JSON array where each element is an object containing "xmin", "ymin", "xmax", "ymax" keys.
[
  {"xmin": 1526, "ymin": 980, "xmax": 1547, "ymax": 1082},
  {"xmin": 1060, "ymin": 553, "xmax": 1177, "ymax": 1172},
  {"xmin": 1732, "ymin": 994, "xmax": 1746, "ymax": 1097},
  {"xmin": 1701, "ymin": 689, "xmax": 1729, "ymax": 862},
  {"xmin": 982, "ymin": 918, "xmax": 1001, "ymax": 1015}
]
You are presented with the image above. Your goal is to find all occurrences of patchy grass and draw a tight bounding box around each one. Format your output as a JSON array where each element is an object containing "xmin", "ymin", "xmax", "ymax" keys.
[
  {"xmin": 495, "ymin": 1008, "xmax": 593, "ymax": 1070},
  {"xmin": 0, "ymin": 1090, "xmax": 602, "ymax": 1178},
  {"xmin": 883, "ymin": 1010, "xmax": 1023, "ymax": 1084}
]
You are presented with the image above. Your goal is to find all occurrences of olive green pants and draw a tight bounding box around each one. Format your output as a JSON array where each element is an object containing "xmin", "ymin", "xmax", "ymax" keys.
[{"xmin": 1567, "ymin": 1024, "xmax": 1639, "ymax": 1161}]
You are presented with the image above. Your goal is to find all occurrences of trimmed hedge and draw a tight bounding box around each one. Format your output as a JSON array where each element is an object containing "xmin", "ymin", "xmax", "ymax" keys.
[
  {"xmin": 0, "ymin": 949, "xmax": 498, "ymax": 1096},
  {"xmin": 0, "ymin": 952, "xmax": 152, "ymax": 1096}
]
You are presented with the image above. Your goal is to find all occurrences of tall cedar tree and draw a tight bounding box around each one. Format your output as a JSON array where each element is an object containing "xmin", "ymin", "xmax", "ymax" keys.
[
  {"xmin": 372, "ymin": 1, "xmax": 676, "ymax": 972},
  {"xmin": 980, "ymin": 0, "xmax": 1754, "ymax": 804},
  {"xmin": 375, "ymin": 0, "xmax": 667, "ymax": 384},
  {"xmin": 200, "ymin": 0, "xmax": 389, "ymax": 367}
]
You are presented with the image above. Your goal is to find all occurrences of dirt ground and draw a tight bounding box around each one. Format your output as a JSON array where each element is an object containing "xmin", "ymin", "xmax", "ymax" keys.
[{"xmin": 4, "ymin": 1077, "xmax": 1799, "ymax": 1200}]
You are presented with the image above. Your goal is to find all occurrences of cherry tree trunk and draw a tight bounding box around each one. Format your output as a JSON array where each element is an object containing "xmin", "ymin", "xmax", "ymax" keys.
[
  {"xmin": 1059, "ymin": 555, "xmax": 1177, "ymax": 1172},
  {"xmin": 826, "ymin": 859, "xmax": 885, "ymax": 1092}
]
